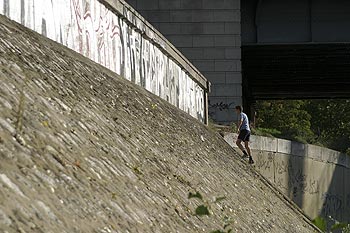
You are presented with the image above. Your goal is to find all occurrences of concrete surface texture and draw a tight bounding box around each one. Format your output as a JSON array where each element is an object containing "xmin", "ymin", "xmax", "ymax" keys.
[
  {"xmin": 0, "ymin": 0, "xmax": 208, "ymax": 122},
  {"xmin": 0, "ymin": 16, "xmax": 318, "ymax": 232},
  {"xmin": 224, "ymin": 133, "xmax": 350, "ymax": 224},
  {"xmin": 126, "ymin": 0, "xmax": 242, "ymax": 124}
]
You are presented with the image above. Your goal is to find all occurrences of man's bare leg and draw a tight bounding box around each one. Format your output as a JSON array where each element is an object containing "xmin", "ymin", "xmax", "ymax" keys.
[
  {"xmin": 244, "ymin": 141, "xmax": 251, "ymax": 156},
  {"xmin": 244, "ymin": 141, "xmax": 254, "ymax": 164},
  {"xmin": 236, "ymin": 139, "xmax": 248, "ymax": 157}
]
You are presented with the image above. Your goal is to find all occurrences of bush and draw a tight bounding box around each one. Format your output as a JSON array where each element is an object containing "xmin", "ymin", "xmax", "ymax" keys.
[
  {"xmin": 256, "ymin": 100, "xmax": 314, "ymax": 144},
  {"xmin": 312, "ymin": 216, "xmax": 350, "ymax": 232},
  {"xmin": 343, "ymin": 224, "xmax": 350, "ymax": 233}
]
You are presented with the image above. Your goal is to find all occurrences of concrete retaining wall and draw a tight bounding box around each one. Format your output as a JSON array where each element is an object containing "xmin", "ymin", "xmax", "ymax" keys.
[
  {"xmin": 224, "ymin": 133, "xmax": 350, "ymax": 223},
  {"xmin": 0, "ymin": 0, "xmax": 209, "ymax": 122}
]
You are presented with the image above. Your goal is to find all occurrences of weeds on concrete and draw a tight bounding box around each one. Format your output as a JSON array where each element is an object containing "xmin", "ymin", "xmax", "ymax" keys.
[
  {"xmin": 312, "ymin": 216, "xmax": 350, "ymax": 232},
  {"xmin": 188, "ymin": 191, "xmax": 233, "ymax": 232},
  {"xmin": 188, "ymin": 191, "xmax": 210, "ymax": 217}
]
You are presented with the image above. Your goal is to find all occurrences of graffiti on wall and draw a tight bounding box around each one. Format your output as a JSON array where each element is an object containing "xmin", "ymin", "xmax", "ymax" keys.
[
  {"xmin": 255, "ymin": 151, "xmax": 274, "ymax": 171},
  {"xmin": 227, "ymin": 135, "xmax": 349, "ymax": 222},
  {"xmin": 0, "ymin": 0, "xmax": 205, "ymax": 121},
  {"xmin": 208, "ymin": 101, "xmax": 236, "ymax": 121},
  {"xmin": 263, "ymin": 156, "xmax": 321, "ymax": 196},
  {"xmin": 209, "ymin": 101, "xmax": 235, "ymax": 111},
  {"xmin": 254, "ymin": 151, "xmax": 323, "ymax": 196},
  {"xmin": 253, "ymin": 150, "xmax": 348, "ymax": 222},
  {"xmin": 322, "ymin": 193, "xmax": 343, "ymax": 220}
]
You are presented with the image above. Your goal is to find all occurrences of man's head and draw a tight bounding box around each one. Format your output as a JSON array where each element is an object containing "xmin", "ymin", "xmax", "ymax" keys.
[{"xmin": 235, "ymin": 105, "xmax": 242, "ymax": 113}]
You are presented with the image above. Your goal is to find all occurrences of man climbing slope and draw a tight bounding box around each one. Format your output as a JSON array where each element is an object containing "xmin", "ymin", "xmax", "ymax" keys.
[{"xmin": 235, "ymin": 106, "xmax": 254, "ymax": 164}]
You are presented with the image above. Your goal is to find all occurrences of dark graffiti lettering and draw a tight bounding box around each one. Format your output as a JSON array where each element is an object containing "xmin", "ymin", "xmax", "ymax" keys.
[
  {"xmin": 308, "ymin": 180, "xmax": 320, "ymax": 195},
  {"xmin": 275, "ymin": 160, "xmax": 288, "ymax": 175},
  {"xmin": 255, "ymin": 155, "xmax": 321, "ymax": 196},
  {"xmin": 255, "ymin": 152, "xmax": 274, "ymax": 171},
  {"xmin": 322, "ymin": 193, "xmax": 343, "ymax": 218},
  {"xmin": 209, "ymin": 102, "xmax": 235, "ymax": 111}
]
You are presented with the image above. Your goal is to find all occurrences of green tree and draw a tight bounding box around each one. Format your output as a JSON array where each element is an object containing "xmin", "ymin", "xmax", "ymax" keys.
[
  {"xmin": 256, "ymin": 99, "xmax": 350, "ymax": 154},
  {"xmin": 256, "ymin": 100, "xmax": 314, "ymax": 143},
  {"xmin": 305, "ymin": 99, "xmax": 350, "ymax": 153}
]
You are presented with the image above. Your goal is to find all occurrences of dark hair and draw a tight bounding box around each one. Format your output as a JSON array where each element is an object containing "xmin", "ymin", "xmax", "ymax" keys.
[{"xmin": 235, "ymin": 105, "xmax": 242, "ymax": 112}]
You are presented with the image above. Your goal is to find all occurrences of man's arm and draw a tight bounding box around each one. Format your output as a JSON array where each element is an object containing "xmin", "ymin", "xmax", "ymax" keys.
[{"xmin": 237, "ymin": 119, "xmax": 243, "ymax": 133}]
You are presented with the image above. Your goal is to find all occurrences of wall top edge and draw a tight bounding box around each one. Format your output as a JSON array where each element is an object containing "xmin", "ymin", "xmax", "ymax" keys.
[{"xmin": 99, "ymin": 0, "xmax": 210, "ymax": 91}]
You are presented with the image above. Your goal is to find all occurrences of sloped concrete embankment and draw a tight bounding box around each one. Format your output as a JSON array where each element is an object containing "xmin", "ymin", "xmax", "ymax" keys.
[
  {"xmin": 0, "ymin": 0, "xmax": 209, "ymax": 122},
  {"xmin": 0, "ymin": 17, "xmax": 317, "ymax": 232},
  {"xmin": 225, "ymin": 133, "xmax": 350, "ymax": 223}
]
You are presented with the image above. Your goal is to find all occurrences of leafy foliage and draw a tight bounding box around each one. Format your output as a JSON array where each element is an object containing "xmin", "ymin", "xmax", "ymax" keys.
[
  {"xmin": 256, "ymin": 99, "xmax": 350, "ymax": 154},
  {"xmin": 188, "ymin": 192, "xmax": 233, "ymax": 232},
  {"xmin": 256, "ymin": 100, "xmax": 314, "ymax": 143},
  {"xmin": 312, "ymin": 216, "xmax": 350, "ymax": 232},
  {"xmin": 304, "ymin": 99, "xmax": 350, "ymax": 153},
  {"xmin": 195, "ymin": 205, "xmax": 210, "ymax": 216},
  {"xmin": 188, "ymin": 191, "xmax": 203, "ymax": 200},
  {"xmin": 312, "ymin": 216, "xmax": 326, "ymax": 232},
  {"xmin": 342, "ymin": 224, "xmax": 350, "ymax": 233},
  {"xmin": 331, "ymin": 222, "xmax": 349, "ymax": 231}
]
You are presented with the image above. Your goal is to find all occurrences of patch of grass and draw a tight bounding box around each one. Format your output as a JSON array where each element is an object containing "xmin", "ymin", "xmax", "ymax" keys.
[
  {"xmin": 251, "ymin": 127, "xmax": 281, "ymax": 138},
  {"xmin": 188, "ymin": 191, "xmax": 203, "ymax": 200},
  {"xmin": 207, "ymin": 118, "xmax": 219, "ymax": 133},
  {"xmin": 312, "ymin": 216, "xmax": 326, "ymax": 232},
  {"xmin": 312, "ymin": 216, "xmax": 350, "ymax": 232}
]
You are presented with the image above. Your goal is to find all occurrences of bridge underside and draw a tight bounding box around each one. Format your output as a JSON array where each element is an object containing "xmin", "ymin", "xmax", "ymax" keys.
[{"xmin": 243, "ymin": 43, "xmax": 350, "ymax": 102}]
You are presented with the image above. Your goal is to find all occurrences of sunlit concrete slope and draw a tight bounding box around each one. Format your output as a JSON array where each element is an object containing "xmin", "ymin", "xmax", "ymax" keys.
[{"xmin": 0, "ymin": 16, "xmax": 317, "ymax": 233}]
